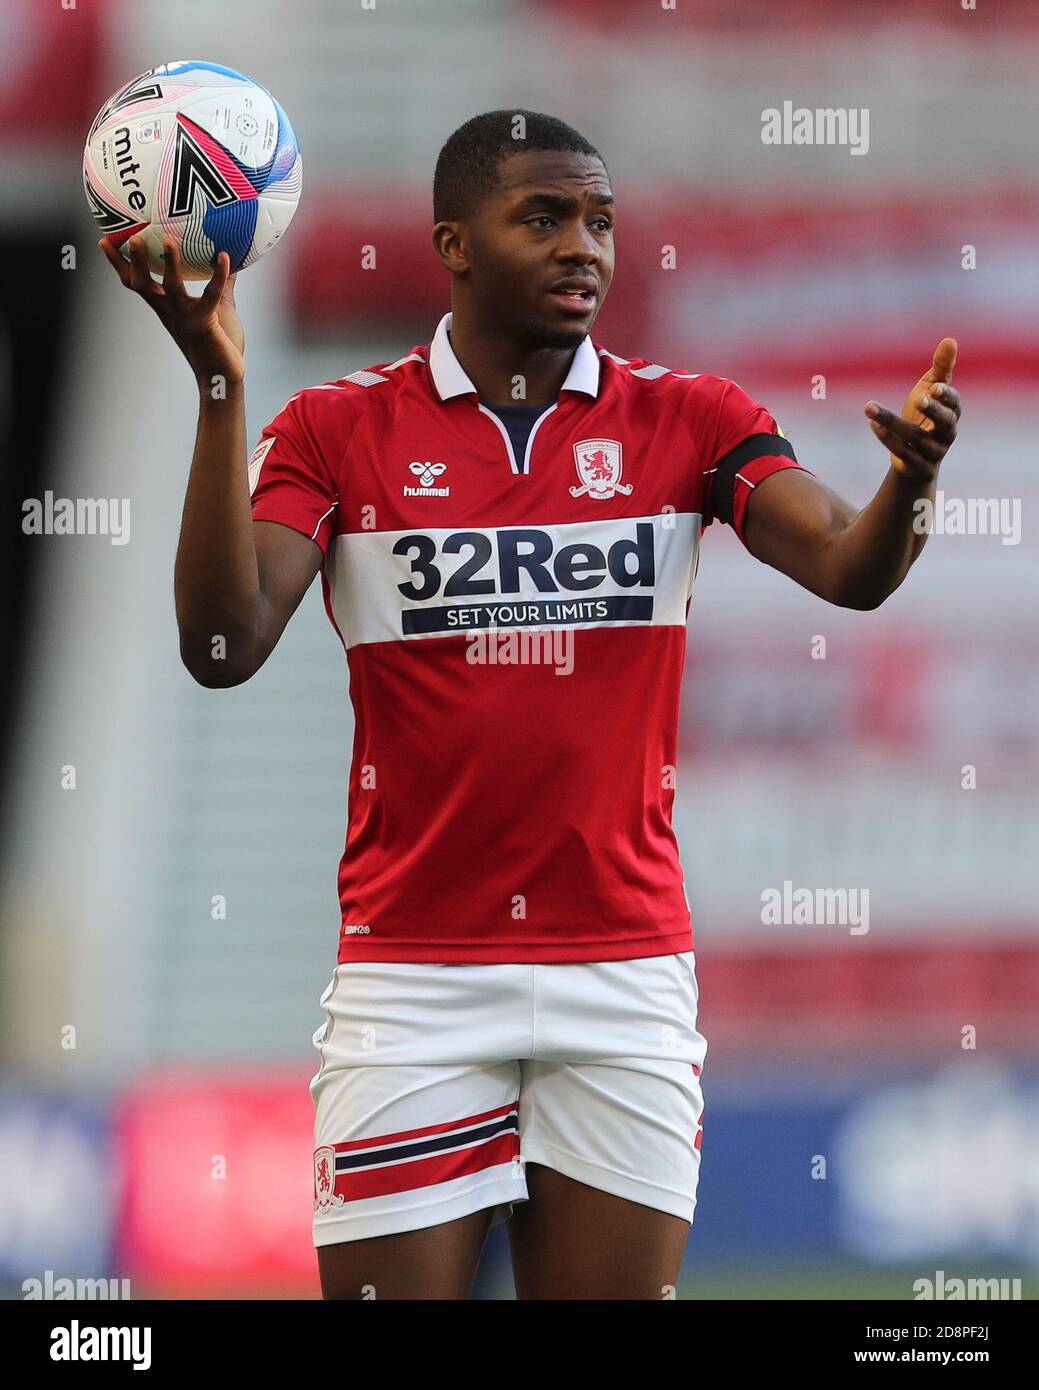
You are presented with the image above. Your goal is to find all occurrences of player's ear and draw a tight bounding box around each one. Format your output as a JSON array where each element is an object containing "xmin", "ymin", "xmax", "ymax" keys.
[{"xmin": 431, "ymin": 222, "xmax": 469, "ymax": 275}]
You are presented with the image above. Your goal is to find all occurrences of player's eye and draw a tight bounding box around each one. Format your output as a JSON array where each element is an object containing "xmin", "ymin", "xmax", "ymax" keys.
[{"xmin": 528, "ymin": 215, "xmax": 613, "ymax": 232}]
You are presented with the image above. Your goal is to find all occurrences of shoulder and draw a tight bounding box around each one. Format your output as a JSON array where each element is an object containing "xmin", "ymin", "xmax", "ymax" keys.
[
  {"xmin": 274, "ymin": 347, "xmax": 428, "ymax": 430},
  {"xmin": 595, "ymin": 345, "xmax": 763, "ymax": 444},
  {"xmin": 595, "ymin": 344, "xmax": 746, "ymax": 415}
]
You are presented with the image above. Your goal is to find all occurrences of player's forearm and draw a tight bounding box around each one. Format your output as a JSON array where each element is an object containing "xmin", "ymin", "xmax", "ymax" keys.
[
  {"xmin": 824, "ymin": 464, "xmax": 938, "ymax": 610},
  {"xmin": 174, "ymin": 381, "xmax": 267, "ymax": 685}
]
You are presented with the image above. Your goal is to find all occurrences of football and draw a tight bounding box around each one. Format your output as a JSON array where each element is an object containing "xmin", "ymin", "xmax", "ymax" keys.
[{"xmin": 83, "ymin": 59, "xmax": 303, "ymax": 280}]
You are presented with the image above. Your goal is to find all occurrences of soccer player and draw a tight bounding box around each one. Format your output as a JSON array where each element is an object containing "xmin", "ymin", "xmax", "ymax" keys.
[{"xmin": 100, "ymin": 109, "xmax": 960, "ymax": 1300}]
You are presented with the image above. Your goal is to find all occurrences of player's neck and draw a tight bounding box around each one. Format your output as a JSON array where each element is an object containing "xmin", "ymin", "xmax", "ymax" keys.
[{"xmin": 447, "ymin": 314, "xmax": 577, "ymax": 409}]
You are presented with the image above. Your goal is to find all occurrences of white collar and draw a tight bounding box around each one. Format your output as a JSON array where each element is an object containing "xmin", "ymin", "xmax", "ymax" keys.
[{"xmin": 427, "ymin": 310, "xmax": 601, "ymax": 403}]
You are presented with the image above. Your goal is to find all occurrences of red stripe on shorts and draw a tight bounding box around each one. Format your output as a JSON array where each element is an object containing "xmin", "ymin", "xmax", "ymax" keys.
[
  {"xmin": 335, "ymin": 1130, "xmax": 519, "ymax": 1202},
  {"xmin": 331, "ymin": 1100, "xmax": 518, "ymax": 1154}
]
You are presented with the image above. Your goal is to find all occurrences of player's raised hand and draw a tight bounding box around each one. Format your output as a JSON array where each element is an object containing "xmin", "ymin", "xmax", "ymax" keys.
[
  {"xmin": 863, "ymin": 338, "xmax": 961, "ymax": 480},
  {"xmin": 98, "ymin": 233, "xmax": 246, "ymax": 388}
]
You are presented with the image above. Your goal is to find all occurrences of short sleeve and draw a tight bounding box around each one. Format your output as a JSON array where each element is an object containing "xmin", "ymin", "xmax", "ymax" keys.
[
  {"xmin": 703, "ymin": 379, "xmax": 813, "ymax": 547},
  {"xmin": 248, "ymin": 387, "xmax": 343, "ymax": 556}
]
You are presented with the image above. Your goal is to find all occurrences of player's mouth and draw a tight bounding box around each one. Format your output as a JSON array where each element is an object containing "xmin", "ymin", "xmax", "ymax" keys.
[{"xmin": 547, "ymin": 279, "xmax": 598, "ymax": 313}]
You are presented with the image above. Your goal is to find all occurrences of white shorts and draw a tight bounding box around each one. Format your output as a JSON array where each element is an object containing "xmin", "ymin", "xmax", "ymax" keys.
[{"xmin": 309, "ymin": 951, "xmax": 708, "ymax": 1246}]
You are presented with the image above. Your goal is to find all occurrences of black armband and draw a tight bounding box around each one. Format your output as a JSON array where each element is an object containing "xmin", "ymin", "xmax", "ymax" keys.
[{"xmin": 711, "ymin": 433, "xmax": 798, "ymax": 525}]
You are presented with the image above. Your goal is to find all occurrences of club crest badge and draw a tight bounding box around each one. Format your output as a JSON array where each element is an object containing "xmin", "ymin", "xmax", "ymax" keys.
[
  {"xmin": 569, "ymin": 439, "xmax": 632, "ymax": 499},
  {"xmin": 314, "ymin": 1145, "xmax": 344, "ymax": 1213},
  {"xmin": 248, "ymin": 436, "xmax": 276, "ymax": 496}
]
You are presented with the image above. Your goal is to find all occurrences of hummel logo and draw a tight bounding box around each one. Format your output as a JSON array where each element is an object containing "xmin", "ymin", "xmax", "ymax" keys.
[{"xmin": 404, "ymin": 461, "xmax": 450, "ymax": 497}]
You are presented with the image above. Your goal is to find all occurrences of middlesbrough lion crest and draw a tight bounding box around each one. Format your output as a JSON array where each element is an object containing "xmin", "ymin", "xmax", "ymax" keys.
[
  {"xmin": 569, "ymin": 439, "xmax": 632, "ymax": 499},
  {"xmin": 314, "ymin": 1145, "xmax": 345, "ymax": 1213}
]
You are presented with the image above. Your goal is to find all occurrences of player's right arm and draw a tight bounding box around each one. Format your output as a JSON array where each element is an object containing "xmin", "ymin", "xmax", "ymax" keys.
[{"xmin": 99, "ymin": 233, "xmax": 323, "ymax": 687}]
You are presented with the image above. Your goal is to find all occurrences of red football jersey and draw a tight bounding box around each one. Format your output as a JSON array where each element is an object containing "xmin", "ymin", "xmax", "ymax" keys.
[{"xmin": 249, "ymin": 312, "xmax": 809, "ymax": 964}]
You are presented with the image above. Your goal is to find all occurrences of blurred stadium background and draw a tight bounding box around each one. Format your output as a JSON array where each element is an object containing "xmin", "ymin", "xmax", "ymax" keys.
[{"xmin": 1, "ymin": 0, "xmax": 1037, "ymax": 1299}]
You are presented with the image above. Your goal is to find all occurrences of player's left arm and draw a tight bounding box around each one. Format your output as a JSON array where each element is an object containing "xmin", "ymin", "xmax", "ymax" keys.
[{"xmin": 742, "ymin": 339, "xmax": 961, "ymax": 610}]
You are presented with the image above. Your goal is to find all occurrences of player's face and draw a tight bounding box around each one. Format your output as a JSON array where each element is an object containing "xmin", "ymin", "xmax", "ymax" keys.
[{"xmin": 469, "ymin": 150, "xmax": 615, "ymax": 350}]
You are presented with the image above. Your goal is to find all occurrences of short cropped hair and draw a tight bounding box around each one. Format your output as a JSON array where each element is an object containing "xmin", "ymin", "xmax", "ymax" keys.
[{"xmin": 433, "ymin": 109, "xmax": 605, "ymax": 223}]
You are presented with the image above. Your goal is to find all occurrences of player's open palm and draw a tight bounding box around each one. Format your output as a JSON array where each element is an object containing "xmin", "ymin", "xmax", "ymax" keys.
[{"xmin": 99, "ymin": 233, "xmax": 246, "ymax": 387}]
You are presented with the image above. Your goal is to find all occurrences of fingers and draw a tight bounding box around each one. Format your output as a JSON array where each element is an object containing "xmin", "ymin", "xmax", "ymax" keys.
[
  {"xmin": 98, "ymin": 235, "xmax": 132, "ymax": 288},
  {"xmin": 160, "ymin": 236, "xmax": 189, "ymax": 307},
  {"xmin": 865, "ymin": 403, "xmax": 943, "ymax": 453},
  {"xmin": 104, "ymin": 233, "xmax": 173, "ymax": 318},
  {"xmin": 99, "ymin": 234, "xmax": 167, "ymax": 310},
  {"xmin": 865, "ymin": 403, "xmax": 947, "ymax": 466},
  {"xmin": 914, "ymin": 386, "xmax": 959, "ymax": 440},
  {"xmin": 124, "ymin": 233, "xmax": 163, "ymax": 297},
  {"xmin": 868, "ymin": 420, "xmax": 942, "ymax": 478},
  {"xmin": 861, "ymin": 341, "xmax": 961, "ymax": 479},
  {"xmin": 200, "ymin": 251, "xmax": 232, "ymax": 308},
  {"xmin": 867, "ymin": 425, "xmax": 940, "ymax": 475},
  {"xmin": 100, "ymin": 234, "xmax": 241, "ymax": 317},
  {"xmin": 929, "ymin": 336, "xmax": 958, "ymax": 381},
  {"xmin": 928, "ymin": 382, "xmax": 961, "ymax": 419},
  {"xmin": 870, "ymin": 419, "xmax": 945, "ymax": 465}
]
